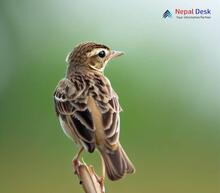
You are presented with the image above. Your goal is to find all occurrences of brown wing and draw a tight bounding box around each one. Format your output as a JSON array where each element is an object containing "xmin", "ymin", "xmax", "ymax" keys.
[
  {"xmin": 54, "ymin": 78, "xmax": 96, "ymax": 152},
  {"xmin": 91, "ymin": 75, "xmax": 122, "ymax": 150},
  {"xmin": 102, "ymin": 91, "xmax": 122, "ymax": 149}
]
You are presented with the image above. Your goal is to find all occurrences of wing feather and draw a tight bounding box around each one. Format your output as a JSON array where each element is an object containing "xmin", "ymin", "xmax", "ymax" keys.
[
  {"xmin": 94, "ymin": 78, "xmax": 122, "ymax": 148},
  {"xmin": 54, "ymin": 74, "xmax": 123, "ymax": 152},
  {"xmin": 54, "ymin": 78, "xmax": 96, "ymax": 152}
]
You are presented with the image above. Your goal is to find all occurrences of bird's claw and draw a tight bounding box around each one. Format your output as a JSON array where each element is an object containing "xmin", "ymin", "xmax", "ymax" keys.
[
  {"xmin": 72, "ymin": 157, "xmax": 81, "ymax": 175},
  {"xmin": 99, "ymin": 176, "xmax": 105, "ymax": 193},
  {"xmin": 90, "ymin": 166, "xmax": 105, "ymax": 193}
]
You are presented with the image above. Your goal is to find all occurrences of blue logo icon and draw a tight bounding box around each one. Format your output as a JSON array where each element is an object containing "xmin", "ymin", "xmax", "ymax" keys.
[{"xmin": 163, "ymin": 10, "xmax": 172, "ymax": 18}]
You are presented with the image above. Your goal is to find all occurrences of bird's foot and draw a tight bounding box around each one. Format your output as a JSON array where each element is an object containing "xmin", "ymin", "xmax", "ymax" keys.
[
  {"xmin": 72, "ymin": 156, "xmax": 81, "ymax": 175},
  {"xmin": 90, "ymin": 166, "xmax": 105, "ymax": 193},
  {"xmin": 99, "ymin": 176, "xmax": 105, "ymax": 193},
  {"xmin": 72, "ymin": 147, "xmax": 84, "ymax": 175}
]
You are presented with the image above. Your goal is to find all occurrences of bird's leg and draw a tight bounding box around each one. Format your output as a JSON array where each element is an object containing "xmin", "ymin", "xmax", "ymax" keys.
[
  {"xmin": 99, "ymin": 155, "xmax": 105, "ymax": 193},
  {"xmin": 90, "ymin": 153, "xmax": 105, "ymax": 193},
  {"xmin": 72, "ymin": 147, "xmax": 84, "ymax": 175}
]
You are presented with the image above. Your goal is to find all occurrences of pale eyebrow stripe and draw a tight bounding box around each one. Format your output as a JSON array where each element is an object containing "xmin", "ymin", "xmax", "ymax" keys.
[{"xmin": 87, "ymin": 48, "xmax": 108, "ymax": 57}]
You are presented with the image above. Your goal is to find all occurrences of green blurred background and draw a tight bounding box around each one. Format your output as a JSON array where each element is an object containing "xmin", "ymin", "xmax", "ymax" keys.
[{"xmin": 0, "ymin": 0, "xmax": 220, "ymax": 193}]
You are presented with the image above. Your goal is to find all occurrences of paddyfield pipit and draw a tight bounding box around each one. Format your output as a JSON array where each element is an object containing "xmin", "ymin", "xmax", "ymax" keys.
[{"xmin": 53, "ymin": 42, "xmax": 135, "ymax": 181}]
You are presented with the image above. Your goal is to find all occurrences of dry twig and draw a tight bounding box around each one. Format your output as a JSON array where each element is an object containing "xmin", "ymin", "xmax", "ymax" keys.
[{"xmin": 74, "ymin": 159, "xmax": 105, "ymax": 193}]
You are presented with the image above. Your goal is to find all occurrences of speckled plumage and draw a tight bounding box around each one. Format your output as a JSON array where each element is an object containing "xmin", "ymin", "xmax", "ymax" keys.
[{"xmin": 53, "ymin": 42, "xmax": 135, "ymax": 180}]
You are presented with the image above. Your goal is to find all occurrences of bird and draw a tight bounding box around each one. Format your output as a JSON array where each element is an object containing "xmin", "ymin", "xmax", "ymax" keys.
[{"xmin": 53, "ymin": 42, "xmax": 135, "ymax": 182}]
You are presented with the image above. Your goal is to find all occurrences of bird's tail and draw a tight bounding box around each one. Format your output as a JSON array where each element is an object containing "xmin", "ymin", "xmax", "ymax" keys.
[{"xmin": 99, "ymin": 144, "xmax": 135, "ymax": 181}]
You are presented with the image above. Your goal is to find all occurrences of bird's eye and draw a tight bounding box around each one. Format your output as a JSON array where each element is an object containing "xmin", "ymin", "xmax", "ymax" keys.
[{"xmin": 98, "ymin": 50, "xmax": 105, "ymax": 58}]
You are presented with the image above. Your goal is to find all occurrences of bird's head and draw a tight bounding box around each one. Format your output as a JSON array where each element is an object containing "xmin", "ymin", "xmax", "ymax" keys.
[{"xmin": 66, "ymin": 42, "xmax": 124, "ymax": 73}]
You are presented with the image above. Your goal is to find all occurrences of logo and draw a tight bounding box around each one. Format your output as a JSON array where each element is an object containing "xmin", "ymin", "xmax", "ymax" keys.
[
  {"xmin": 162, "ymin": 8, "xmax": 211, "ymax": 19},
  {"xmin": 163, "ymin": 10, "xmax": 172, "ymax": 18}
]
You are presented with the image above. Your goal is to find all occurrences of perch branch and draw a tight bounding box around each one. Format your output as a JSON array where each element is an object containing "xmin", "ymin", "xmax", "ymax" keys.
[{"xmin": 73, "ymin": 159, "xmax": 105, "ymax": 193}]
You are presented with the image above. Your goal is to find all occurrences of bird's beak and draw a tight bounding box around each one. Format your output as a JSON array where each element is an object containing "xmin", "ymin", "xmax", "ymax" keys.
[{"xmin": 109, "ymin": 50, "xmax": 124, "ymax": 60}]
